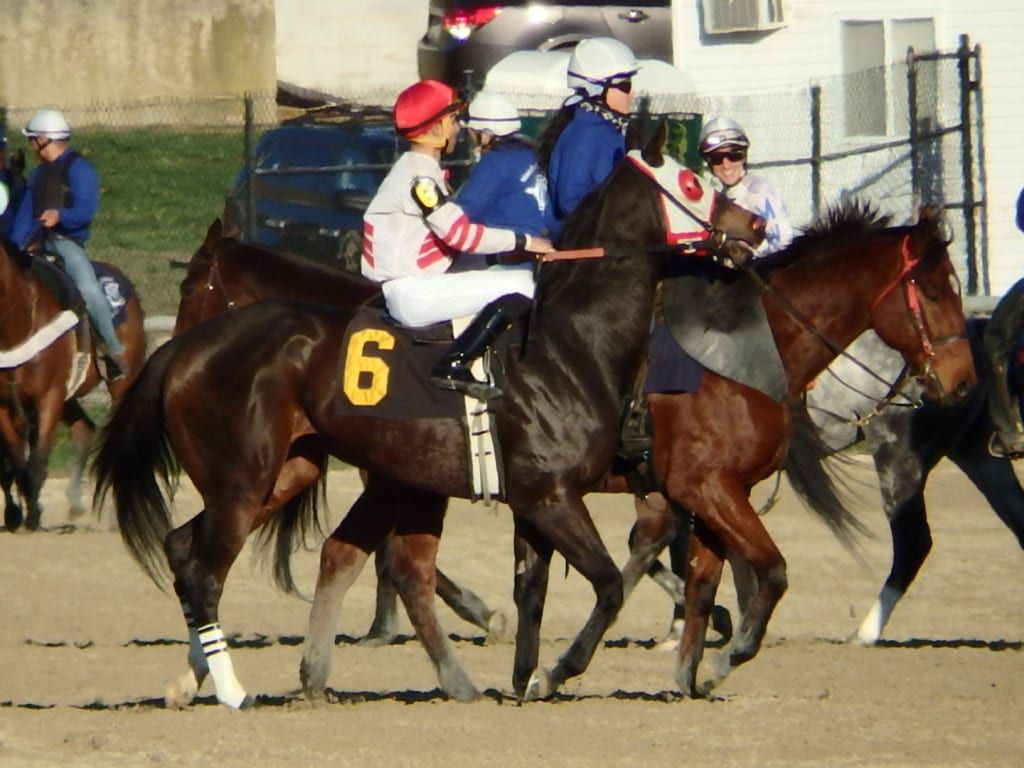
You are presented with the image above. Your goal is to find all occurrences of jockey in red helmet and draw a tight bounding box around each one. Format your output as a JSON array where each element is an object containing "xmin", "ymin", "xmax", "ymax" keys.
[{"xmin": 362, "ymin": 80, "xmax": 553, "ymax": 400}]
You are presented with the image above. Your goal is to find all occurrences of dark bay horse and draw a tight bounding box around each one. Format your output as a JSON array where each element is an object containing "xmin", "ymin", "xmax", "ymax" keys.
[
  {"xmin": 93, "ymin": 127, "xmax": 768, "ymax": 708},
  {"xmin": 0, "ymin": 235, "xmax": 145, "ymax": 531},
  {"xmin": 175, "ymin": 218, "xmax": 510, "ymax": 642}
]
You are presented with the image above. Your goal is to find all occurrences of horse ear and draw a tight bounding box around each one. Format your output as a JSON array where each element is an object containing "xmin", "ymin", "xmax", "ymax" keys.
[
  {"xmin": 916, "ymin": 203, "xmax": 952, "ymax": 247},
  {"xmin": 641, "ymin": 119, "xmax": 668, "ymax": 167},
  {"xmin": 203, "ymin": 218, "xmax": 224, "ymax": 249}
]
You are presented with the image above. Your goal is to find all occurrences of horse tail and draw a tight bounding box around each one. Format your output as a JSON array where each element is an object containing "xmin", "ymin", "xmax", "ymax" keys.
[
  {"xmin": 253, "ymin": 440, "xmax": 329, "ymax": 596},
  {"xmin": 782, "ymin": 399, "xmax": 872, "ymax": 551},
  {"xmin": 93, "ymin": 341, "xmax": 180, "ymax": 588}
]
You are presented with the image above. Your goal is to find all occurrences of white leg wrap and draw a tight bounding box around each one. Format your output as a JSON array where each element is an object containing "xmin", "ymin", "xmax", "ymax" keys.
[{"xmin": 198, "ymin": 622, "xmax": 251, "ymax": 708}]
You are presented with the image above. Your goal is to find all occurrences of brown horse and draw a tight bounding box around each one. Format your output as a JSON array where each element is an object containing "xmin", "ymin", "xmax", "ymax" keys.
[
  {"xmin": 605, "ymin": 203, "xmax": 977, "ymax": 698},
  {"xmin": 0, "ymin": 235, "xmax": 145, "ymax": 531},
  {"xmin": 93, "ymin": 127, "xmax": 768, "ymax": 708}
]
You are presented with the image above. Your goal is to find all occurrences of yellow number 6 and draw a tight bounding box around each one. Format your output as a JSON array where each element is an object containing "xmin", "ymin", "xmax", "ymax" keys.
[{"xmin": 343, "ymin": 329, "xmax": 395, "ymax": 406}]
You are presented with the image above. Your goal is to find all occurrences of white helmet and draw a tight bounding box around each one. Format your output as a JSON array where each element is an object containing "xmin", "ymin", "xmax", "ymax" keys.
[
  {"xmin": 698, "ymin": 117, "xmax": 750, "ymax": 156},
  {"xmin": 566, "ymin": 37, "xmax": 639, "ymax": 99},
  {"xmin": 465, "ymin": 91, "xmax": 521, "ymax": 137},
  {"xmin": 22, "ymin": 109, "xmax": 71, "ymax": 140}
]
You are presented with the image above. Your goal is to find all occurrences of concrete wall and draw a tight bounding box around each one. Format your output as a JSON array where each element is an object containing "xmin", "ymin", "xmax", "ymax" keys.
[
  {"xmin": 274, "ymin": 0, "xmax": 421, "ymax": 100},
  {"xmin": 0, "ymin": 0, "xmax": 276, "ymax": 109}
]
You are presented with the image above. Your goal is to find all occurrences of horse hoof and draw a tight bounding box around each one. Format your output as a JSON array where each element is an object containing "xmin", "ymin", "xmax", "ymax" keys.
[
  {"xmin": 358, "ymin": 632, "xmax": 396, "ymax": 648},
  {"xmin": 165, "ymin": 672, "xmax": 200, "ymax": 709},
  {"xmin": 523, "ymin": 668, "xmax": 554, "ymax": 702},
  {"xmin": 486, "ymin": 610, "xmax": 512, "ymax": 644},
  {"xmin": 68, "ymin": 503, "xmax": 88, "ymax": 521},
  {"xmin": 4, "ymin": 506, "xmax": 23, "ymax": 532},
  {"xmin": 655, "ymin": 619, "xmax": 683, "ymax": 652}
]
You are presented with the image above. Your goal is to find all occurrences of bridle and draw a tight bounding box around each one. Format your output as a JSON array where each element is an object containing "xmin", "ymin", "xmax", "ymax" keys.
[{"xmin": 870, "ymin": 234, "xmax": 967, "ymax": 389}]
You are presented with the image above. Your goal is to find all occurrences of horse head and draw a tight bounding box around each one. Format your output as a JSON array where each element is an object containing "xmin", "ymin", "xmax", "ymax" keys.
[
  {"xmin": 621, "ymin": 120, "xmax": 765, "ymax": 260},
  {"xmin": 868, "ymin": 205, "xmax": 976, "ymax": 405}
]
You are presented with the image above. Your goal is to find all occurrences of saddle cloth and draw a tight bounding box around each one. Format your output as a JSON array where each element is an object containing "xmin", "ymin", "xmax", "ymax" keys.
[
  {"xmin": 334, "ymin": 305, "xmax": 504, "ymax": 501},
  {"xmin": 650, "ymin": 272, "xmax": 787, "ymax": 401},
  {"xmin": 0, "ymin": 259, "xmax": 133, "ymax": 385}
]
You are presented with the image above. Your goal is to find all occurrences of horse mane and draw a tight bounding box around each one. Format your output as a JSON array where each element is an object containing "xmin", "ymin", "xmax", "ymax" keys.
[{"xmin": 755, "ymin": 198, "xmax": 895, "ymax": 274}]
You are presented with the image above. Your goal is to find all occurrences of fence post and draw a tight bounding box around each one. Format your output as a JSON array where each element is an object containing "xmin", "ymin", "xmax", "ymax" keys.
[
  {"xmin": 809, "ymin": 83, "xmax": 822, "ymax": 221},
  {"xmin": 907, "ymin": 47, "xmax": 921, "ymax": 215},
  {"xmin": 243, "ymin": 93, "xmax": 256, "ymax": 241},
  {"xmin": 957, "ymin": 34, "xmax": 981, "ymax": 295}
]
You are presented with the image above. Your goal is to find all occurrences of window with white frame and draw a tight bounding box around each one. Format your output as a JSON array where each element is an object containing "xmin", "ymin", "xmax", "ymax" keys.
[{"xmin": 841, "ymin": 17, "xmax": 936, "ymax": 138}]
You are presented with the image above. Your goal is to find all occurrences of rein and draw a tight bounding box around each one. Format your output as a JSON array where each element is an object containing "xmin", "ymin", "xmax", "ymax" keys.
[{"xmin": 734, "ymin": 234, "xmax": 945, "ymax": 399}]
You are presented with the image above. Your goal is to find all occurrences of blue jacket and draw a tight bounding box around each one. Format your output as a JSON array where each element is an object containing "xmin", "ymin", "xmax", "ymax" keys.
[
  {"xmin": 455, "ymin": 140, "xmax": 549, "ymax": 238},
  {"xmin": 10, "ymin": 148, "xmax": 100, "ymax": 248},
  {"xmin": 547, "ymin": 108, "xmax": 626, "ymax": 225}
]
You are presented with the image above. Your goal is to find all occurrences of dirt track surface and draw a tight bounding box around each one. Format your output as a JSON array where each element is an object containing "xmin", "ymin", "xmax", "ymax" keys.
[{"xmin": 1, "ymin": 461, "xmax": 1021, "ymax": 767}]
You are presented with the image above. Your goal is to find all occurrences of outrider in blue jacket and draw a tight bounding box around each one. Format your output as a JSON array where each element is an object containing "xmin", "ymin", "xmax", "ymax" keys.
[{"xmin": 10, "ymin": 149, "xmax": 99, "ymax": 248}]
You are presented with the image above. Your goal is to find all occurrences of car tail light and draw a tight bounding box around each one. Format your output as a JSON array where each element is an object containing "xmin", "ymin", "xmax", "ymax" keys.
[{"xmin": 443, "ymin": 6, "xmax": 502, "ymax": 42}]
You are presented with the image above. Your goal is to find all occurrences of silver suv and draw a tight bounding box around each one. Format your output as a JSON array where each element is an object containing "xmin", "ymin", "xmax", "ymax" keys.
[{"xmin": 418, "ymin": 1, "xmax": 673, "ymax": 90}]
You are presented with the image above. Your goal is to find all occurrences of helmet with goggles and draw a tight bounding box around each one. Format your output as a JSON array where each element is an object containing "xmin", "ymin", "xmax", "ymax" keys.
[
  {"xmin": 22, "ymin": 109, "xmax": 72, "ymax": 141},
  {"xmin": 464, "ymin": 91, "xmax": 521, "ymax": 137},
  {"xmin": 566, "ymin": 38, "xmax": 638, "ymax": 99},
  {"xmin": 698, "ymin": 117, "xmax": 750, "ymax": 157},
  {"xmin": 394, "ymin": 80, "xmax": 462, "ymax": 139}
]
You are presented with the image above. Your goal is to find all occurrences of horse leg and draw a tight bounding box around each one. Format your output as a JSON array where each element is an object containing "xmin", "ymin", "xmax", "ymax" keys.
[
  {"xmin": 163, "ymin": 517, "xmax": 210, "ymax": 707},
  {"xmin": 675, "ymin": 524, "xmax": 726, "ymax": 696},
  {"xmin": 516, "ymin": 498, "xmax": 624, "ymax": 701},
  {"xmin": 949, "ymin": 417, "xmax": 1024, "ymax": 548},
  {"xmin": 164, "ymin": 508, "xmax": 254, "ymax": 709},
  {"xmin": 360, "ymin": 541, "xmax": 403, "ymax": 646},
  {"xmin": 675, "ymin": 485, "xmax": 787, "ymax": 696},
  {"xmin": 300, "ymin": 476, "xmax": 405, "ymax": 700},
  {"xmin": 857, "ymin": 493, "xmax": 930, "ymax": 645},
  {"xmin": 511, "ymin": 515, "xmax": 553, "ymax": 698},
  {"xmin": 62, "ymin": 399, "xmax": 94, "ymax": 521},
  {"xmin": 622, "ymin": 493, "xmax": 678, "ymax": 603},
  {"xmin": 436, "ymin": 567, "xmax": 509, "ymax": 642},
  {"xmin": 388, "ymin": 500, "xmax": 480, "ymax": 701},
  {"xmin": 0, "ymin": 453, "xmax": 23, "ymax": 532},
  {"xmin": 22, "ymin": 395, "xmax": 63, "ymax": 531}
]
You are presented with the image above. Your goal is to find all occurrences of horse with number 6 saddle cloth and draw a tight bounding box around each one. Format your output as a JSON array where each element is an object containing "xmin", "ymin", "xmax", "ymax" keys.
[{"xmin": 334, "ymin": 305, "xmax": 509, "ymax": 501}]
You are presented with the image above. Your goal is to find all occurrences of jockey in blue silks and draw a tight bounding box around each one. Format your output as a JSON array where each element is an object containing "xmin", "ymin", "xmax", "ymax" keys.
[
  {"xmin": 454, "ymin": 91, "xmax": 550, "ymax": 258},
  {"xmin": 537, "ymin": 37, "xmax": 639, "ymax": 239},
  {"xmin": 10, "ymin": 109, "xmax": 128, "ymax": 379}
]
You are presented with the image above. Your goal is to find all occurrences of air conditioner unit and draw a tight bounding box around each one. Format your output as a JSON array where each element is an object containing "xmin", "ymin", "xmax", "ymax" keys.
[{"xmin": 702, "ymin": 0, "xmax": 786, "ymax": 35}]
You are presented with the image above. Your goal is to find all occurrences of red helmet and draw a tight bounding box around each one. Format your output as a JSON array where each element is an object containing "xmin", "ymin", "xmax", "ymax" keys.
[{"xmin": 394, "ymin": 80, "xmax": 462, "ymax": 138}]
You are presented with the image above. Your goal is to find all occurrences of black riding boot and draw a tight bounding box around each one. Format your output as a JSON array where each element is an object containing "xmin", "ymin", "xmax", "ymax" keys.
[{"xmin": 430, "ymin": 293, "xmax": 532, "ymax": 400}]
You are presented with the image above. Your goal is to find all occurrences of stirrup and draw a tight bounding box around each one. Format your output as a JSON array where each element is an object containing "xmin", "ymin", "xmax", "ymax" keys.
[
  {"xmin": 988, "ymin": 432, "xmax": 1024, "ymax": 460},
  {"xmin": 102, "ymin": 353, "xmax": 126, "ymax": 382},
  {"xmin": 430, "ymin": 369, "xmax": 503, "ymax": 401}
]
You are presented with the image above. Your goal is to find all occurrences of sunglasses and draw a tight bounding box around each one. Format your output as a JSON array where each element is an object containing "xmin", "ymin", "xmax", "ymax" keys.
[
  {"xmin": 707, "ymin": 150, "xmax": 746, "ymax": 166},
  {"xmin": 607, "ymin": 78, "xmax": 633, "ymax": 93}
]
